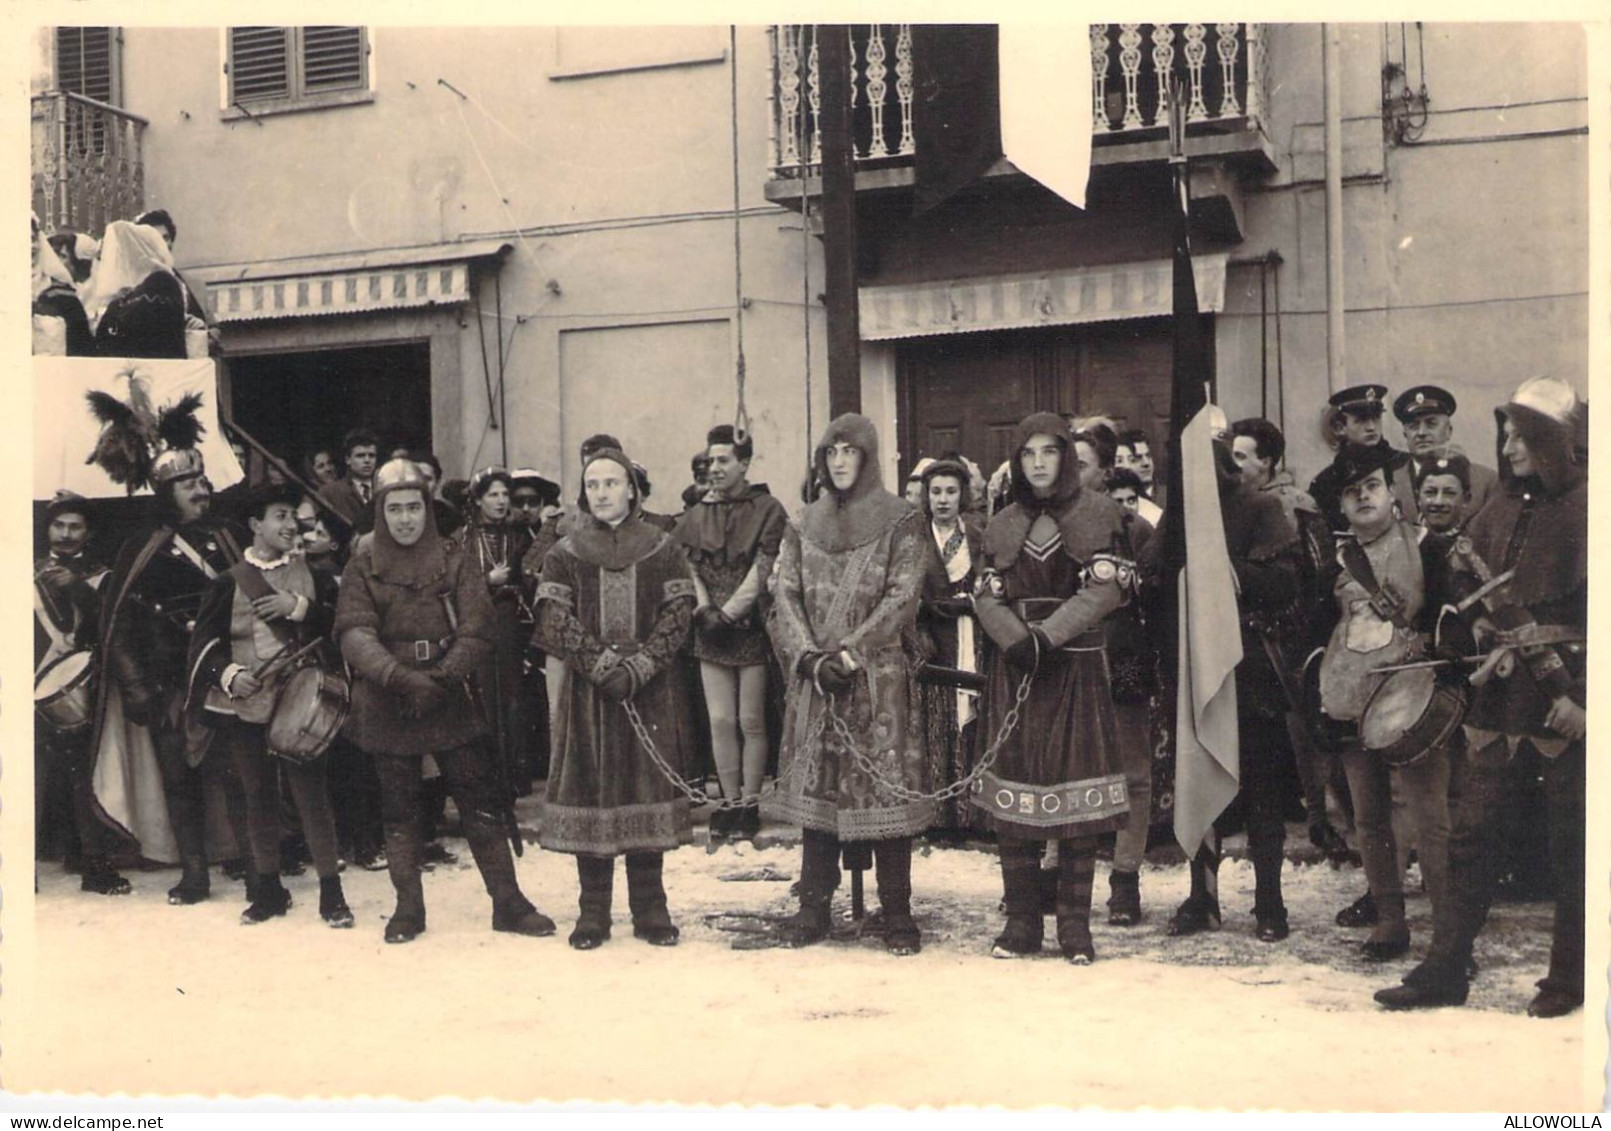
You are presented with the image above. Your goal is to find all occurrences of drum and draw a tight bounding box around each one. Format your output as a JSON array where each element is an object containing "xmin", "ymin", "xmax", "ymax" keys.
[
  {"xmin": 1359, "ymin": 666, "xmax": 1468, "ymax": 767},
  {"xmin": 265, "ymin": 666, "xmax": 350, "ymax": 764},
  {"xmin": 35, "ymin": 651, "xmax": 96, "ymax": 733}
]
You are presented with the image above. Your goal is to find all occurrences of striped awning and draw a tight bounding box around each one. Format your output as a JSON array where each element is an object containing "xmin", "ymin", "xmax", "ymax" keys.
[
  {"xmin": 195, "ymin": 239, "xmax": 513, "ymax": 324},
  {"xmin": 858, "ymin": 253, "xmax": 1229, "ymax": 341}
]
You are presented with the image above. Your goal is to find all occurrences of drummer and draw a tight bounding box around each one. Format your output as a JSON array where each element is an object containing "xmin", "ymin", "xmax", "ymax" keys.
[
  {"xmin": 34, "ymin": 491, "xmax": 129, "ymax": 895},
  {"xmin": 1312, "ymin": 444, "xmax": 1471, "ymax": 965},
  {"xmin": 187, "ymin": 483, "xmax": 352, "ymax": 927}
]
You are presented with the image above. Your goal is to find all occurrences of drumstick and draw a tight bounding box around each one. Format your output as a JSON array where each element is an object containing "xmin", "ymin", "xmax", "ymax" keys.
[
  {"xmin": 1369, "ymin": 654, "xmax": 1489, "ymax": 675},
  {"xmin": 253, "ymin": 637, "xmax": 323, "ymax": 682}
]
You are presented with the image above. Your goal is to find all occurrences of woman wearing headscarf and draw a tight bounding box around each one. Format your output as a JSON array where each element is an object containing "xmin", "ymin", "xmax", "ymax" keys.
[
  {"xmin": 32, "ymin": 213, "xmax": 92, "ymax": 356},
  {"xmin": 535, "ymin": 443, "xmax": 699, "ymax": 949},
  {"xmin": 83, "ymin": 220, "xmax": 189, "ymax": 359},
  {"xmin": 464, "ymin": 467, "xmax": 535, "ymax": 797},
  {"xmin": 674, "ymin": 424, "xmax": 789, "ymax": 843},
  {"xmin": 335, "ymin": 459, "xmax": 556, "ymax": 943},
  {"xmin": 973, "ymin": 412, "xmax": 1137, "ymax": 964},
  {"xmin": 913, "ymin": 456, "xmax": 986, "ymax": 839},
  {"xmin": 765, "ymin": 414, "xmax": 932, "ymax": 956}
]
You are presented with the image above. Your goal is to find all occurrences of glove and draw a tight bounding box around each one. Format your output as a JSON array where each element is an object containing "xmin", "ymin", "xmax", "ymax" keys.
[
  {"xmin": 1004, "ymin": 629, "xmax": 1052, "ymax": 672},
  {"xmin": 395, "ymin": 670, "xmax": 449, "ymax": 718},
  {"xmin": 597, "ymin": 666, "xmax": 635, "ymax": 702},
  {"xmin": 817, "ymin": 656, "xmax": 855, "ymax": 693},
  {"xmin": 795, "ymin": 650, "xmax": 832, "ymax": 680},
  {"xmin": 927, "ymin": 596, "xmax": 972, "ymax": 618}
]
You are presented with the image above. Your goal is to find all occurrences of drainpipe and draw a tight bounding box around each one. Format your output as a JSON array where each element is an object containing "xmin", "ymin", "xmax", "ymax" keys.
[{"xmin": 1323, "ymin": 24, "xmax": 1346, "ymax": 393}]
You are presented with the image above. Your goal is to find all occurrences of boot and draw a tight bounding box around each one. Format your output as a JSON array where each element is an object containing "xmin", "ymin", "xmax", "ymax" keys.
[
  {"xmin": 1054, "ymin": 841, "xmax": 1097, "ymax": 965},
  {"xmin": 458, "ymin": 797, "xmax": 552, "ymax": 935},
  {"xmin": 1335, "ymin": 890, "xmax": 1378, "ymax": 927},
  {"xmin": 1106, "ymin": 869, "xmax": 1142, "ymax": 927},
  {"xmin": 1527, "ymin": 982, "xmax": 1582, "ymax": 1019},
  {"xmin": 1167, "ymin": 845, "xmax": 1222, "ymax": 937},
  {"xmin": 1374, "ymin": 958, "xmax": 1470, "ymax": 1010},
  {"xmin": 167, "ymin": 855, "xmax": 210, "ymax": 906},
  {"xmin": 733, "ymin": 804, "xmax": 762, "ymax": 843},
  {"xmin": 319, "ymin": 875, "xmax": 354, "ymax": 929},
  {"xmin": 626, "ymin": 852, "xmax": 679, "ymax": 946},
  {"xmin": 383, "ymin": 822, "xmax": 427, "ymax": 944},
  {"xmin": 1254, "ymin": 904, "xmax": 1290, "ymax": 942},
  {"xmin": 81, "ymin": 857, "xmax": 132, "ymax": 896},
  {"xmin": 782, "ymin": 829, "xmax": 841, "ymax": 948},
  {"xmin": 569, "ymin": 855, "xmax": 614, "ymax": 950},
  {"xmin": 706, "ymin": 806, "xmax": 732, "ymax": 845},
  {"xmin": 240, "ymin": 873, "xmax": 292, "ymax": 925},
  {"xmin": 992, "ymin": 840, "xmax": 1044, "ymax": 958},
  {"xmin": 1360, "ymin": 893, "xmax": 1411, "ymax": 962},
  {"xmin": 874, "ymin": 838, "xmax": 920, "ymax": 957},
  {"xmin": 1037, "ymin": 866, "xmax": 1059, "ymax": 917}
]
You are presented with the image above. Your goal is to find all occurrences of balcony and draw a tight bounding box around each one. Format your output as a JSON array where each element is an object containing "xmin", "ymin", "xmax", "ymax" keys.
[
  {"xmin": 31, "ymin": 91, "xmax": 148, "ymax": 237},
  {"xmin": 764, "ymin": 24, "xmax": 1274, "ymax": 204}
]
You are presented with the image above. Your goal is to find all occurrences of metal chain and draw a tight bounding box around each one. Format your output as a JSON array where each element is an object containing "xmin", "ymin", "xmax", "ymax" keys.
[
  {"xmin": 622, "ymin": 699, "xmax": 821, "ymax": 809},
  {"xmin": 823, "ymin": 670, "xmax": 1035, "ymax": 804},
  {"xmin": 623, "ymin": 667, "xmax": 1033, "ymax": 809}
]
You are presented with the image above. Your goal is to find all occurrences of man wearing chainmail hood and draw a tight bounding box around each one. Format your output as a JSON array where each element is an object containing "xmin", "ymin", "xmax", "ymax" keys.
[{"xmin": 765, "ymin": 414, "xmax": 933, "ymax": 956}]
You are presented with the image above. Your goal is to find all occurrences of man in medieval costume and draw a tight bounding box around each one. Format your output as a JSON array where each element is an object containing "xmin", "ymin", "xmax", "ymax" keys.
[
  {"xmin": 764, "ymin": 414, "xmax": 933, "ymax": 957},
  {"xmin": 1376, "ymin": 376, "xmax": 1587, "ymax": 1018},
  {"xmin": 972, "ymin": 413, "xmax": 1137, "ymax": 964},
  {"xmin": 335, "ymin": 459, "xmax": 556, "ymax": 944},
  {"xmin": 92, "ymin": 393, "xmax": 252, "ymax": 904},
  {"xmin": 535, "ymin": 443, "xmax": 699, "ymax": 949}
]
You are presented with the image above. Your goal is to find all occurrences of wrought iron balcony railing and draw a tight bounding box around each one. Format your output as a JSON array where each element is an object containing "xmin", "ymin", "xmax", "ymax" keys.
[
  {"xmin": 767, "ymin": 24, "xmax": 1267, "ymax": 178},
  {"xmin": 31, "ymin": 91, "xmax": 148, "ymax": 237}
]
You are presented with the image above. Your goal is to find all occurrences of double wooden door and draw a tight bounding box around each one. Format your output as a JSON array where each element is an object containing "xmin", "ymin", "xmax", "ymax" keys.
[{"xmin": 896, "ymin": 317, "xmax": 1193, "ymax": 481}]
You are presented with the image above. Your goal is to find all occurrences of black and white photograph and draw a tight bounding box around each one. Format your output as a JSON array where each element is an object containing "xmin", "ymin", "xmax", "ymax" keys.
[{"xmin": 9, "ymin": 9, "xmax": 1607, "ymax": 1116}]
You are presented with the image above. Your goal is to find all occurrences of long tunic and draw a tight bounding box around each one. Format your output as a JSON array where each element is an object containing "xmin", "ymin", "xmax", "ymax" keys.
[
  {"xmin": 535, "ymin": 518, "xmax": 697, "ymax": 854},
  {"xmin": 763, "ymin": 510, "xmax": 934, "ymax": 840},
  {"xmin": 971, "ymin": 492, "xmax": 1133, "ymax": 839}
]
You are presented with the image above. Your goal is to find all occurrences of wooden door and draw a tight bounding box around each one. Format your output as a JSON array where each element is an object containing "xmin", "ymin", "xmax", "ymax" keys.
[{"xmin": 897, "ymin": 318, "xmax": 1184, "ymax": 482}]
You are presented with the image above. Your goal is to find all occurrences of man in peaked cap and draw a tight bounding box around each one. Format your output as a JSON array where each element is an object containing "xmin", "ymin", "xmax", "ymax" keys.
[
  {"xmin": 1308, "ymin": 384, "xmax": 1418, "ymax": 533},
  {"xmin": 1393, "ymin": 384, "xmax": 1497, "ymax": 520}
]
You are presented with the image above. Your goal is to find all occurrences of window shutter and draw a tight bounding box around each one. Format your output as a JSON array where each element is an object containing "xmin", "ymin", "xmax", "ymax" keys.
[
  {"xmin": 230, "ymin": 27, "xmax": 292, "ymax": 103},
  {"xmin": 301, "ymin": 27, "xmax": 365, "ymax": 93},
  {"xmin": 55, "ymin": 27, "xmax": 116, "ymax": 104}
]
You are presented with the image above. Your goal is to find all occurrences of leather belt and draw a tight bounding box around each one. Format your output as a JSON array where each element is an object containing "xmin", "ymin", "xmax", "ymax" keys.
[{"xmin": 384, "ymin": 638, "xmax": 454, "ymax": 664}]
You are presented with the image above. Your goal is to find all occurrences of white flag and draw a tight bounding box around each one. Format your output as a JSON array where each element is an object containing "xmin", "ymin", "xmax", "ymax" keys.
[{"xmin": 998, "ymin": 25, "xmax": 1095, "ymax": 210}]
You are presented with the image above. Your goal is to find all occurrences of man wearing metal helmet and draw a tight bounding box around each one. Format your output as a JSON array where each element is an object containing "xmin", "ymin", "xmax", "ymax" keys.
[
  {"xmin": 1376, "ymin": 376, "xmax": 1587, "ymax": 1018},
  {"xmin": 336, "ymin": 459, "xmax": 557, "ymax": 944},
  {"xmin": 94, "ymin": 446, "xmax": 252, "ymax": 904}
]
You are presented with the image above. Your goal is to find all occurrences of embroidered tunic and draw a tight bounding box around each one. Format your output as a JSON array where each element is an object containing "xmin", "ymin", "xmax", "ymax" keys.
[
  {"xmin": 535, "ymin": 517, "xmax": 698, "ymax": 854},
  {"xmin": 971, "ymin": 490, "xmax": 1134, "ymax": 838},
  {"xmin": 763, "ymin": 509, "xmax": 935, "ymax": 840}
]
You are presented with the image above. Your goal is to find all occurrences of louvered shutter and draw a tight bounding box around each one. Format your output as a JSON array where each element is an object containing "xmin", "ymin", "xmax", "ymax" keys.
[
  {"xmin": 301, "ymin": 27, "xmax": 365, "ymax": 93},
  {"xmin": 230, "ymin": 27, "xmax": 292, "ymax": 103},
  {"xmin": 55, "ymin": 27, "xmax": 117, "ymax": 104}
]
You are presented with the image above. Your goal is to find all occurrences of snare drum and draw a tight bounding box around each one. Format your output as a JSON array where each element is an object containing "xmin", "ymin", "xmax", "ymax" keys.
[
  {"xmin": 264, "ymin": 666, "xmax": 351, "ymax": 764},
  {"xmin": 1359, "ymin": 666, "xmax": 1467, "ymax": 767},
  {"xmin": 35, "ymin": 651, "xmax": 96, "ymax": 733}
]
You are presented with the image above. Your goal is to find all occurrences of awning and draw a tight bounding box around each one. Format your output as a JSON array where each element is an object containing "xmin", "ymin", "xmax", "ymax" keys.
[
  {"xmin": 858, "ymin": 253, "xmax": 1229, "ymax": 341},
  {"xmin": 190, "ymin": 238, "xmax": 514, "ymax": 324}
]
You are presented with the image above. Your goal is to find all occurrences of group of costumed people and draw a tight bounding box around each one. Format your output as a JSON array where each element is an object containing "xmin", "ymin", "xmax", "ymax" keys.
[
  {"xmin": 32, "ymin": 209, "xmax": 217, "ymax": 359},
  {"xmin": 38, "ymin": 368, "xmax": 1586, "ymax": 1018}
]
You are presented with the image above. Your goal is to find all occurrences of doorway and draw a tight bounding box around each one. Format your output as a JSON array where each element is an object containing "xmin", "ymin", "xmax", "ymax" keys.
[{"xmin": 224, "ymin": 341, "xmax": 433, "ymax": 471}]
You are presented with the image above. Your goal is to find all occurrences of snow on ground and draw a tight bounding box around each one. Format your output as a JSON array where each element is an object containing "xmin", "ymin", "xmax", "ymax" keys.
[{"xmin": 10, "ymin": 801, "xmax": 1592, "ymax": 1112}]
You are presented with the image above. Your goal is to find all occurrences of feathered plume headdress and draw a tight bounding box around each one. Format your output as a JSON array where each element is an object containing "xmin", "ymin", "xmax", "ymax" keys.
[{"xmin": 85, "ymin": 368, "xmax": 208, "ymax": 494}]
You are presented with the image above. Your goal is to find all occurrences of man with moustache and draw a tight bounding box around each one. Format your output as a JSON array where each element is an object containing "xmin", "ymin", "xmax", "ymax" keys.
[
  {"xmin": 95, "ymin": 446, "xmax": 251, "ymax": 903},
  {"xmin": 34, "ymin": 491, "xmax": 129, "ymax": 894},
  {"xmin": 1394, "ymin": 386, "xmax": 1497, "ymax": 521}
]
